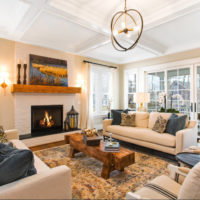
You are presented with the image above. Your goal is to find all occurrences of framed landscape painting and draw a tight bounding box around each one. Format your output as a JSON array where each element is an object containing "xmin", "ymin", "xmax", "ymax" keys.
[{"xmin": 30, "ymin": 54, "xmax": 68, "ymax": 86}]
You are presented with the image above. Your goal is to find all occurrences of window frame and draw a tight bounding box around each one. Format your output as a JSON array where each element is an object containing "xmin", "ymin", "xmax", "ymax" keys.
[
  {"xmin": 124, "ymin": 69, "xmax": 138, "ymax": 109},
  {"xmin": 91, "ymin": 66, "xmax": 114, "ymax": 117},
  {"xmin": 145, "ymin": 64, "xmax": 193, "ymax": 114}
]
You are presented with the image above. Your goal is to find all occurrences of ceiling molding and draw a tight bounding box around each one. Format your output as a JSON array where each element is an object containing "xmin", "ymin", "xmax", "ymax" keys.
[{"xmin": 13, "ymin": 0, "xmax": 47, "ymax": 40}]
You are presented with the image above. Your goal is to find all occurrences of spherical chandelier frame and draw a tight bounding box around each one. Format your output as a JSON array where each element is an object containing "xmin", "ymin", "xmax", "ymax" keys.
[{"xmin": 111, "ymin": 2, "xmax": 144, "ymax": 51}]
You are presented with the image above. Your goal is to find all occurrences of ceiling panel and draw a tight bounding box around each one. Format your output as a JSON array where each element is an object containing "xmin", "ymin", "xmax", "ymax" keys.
[
  {"xmin": 0, "ymin": 0, "xmax": 30, "ymax": 35},
  {"xmin": 81, "ymin": 42, "xmax": 156, "ymax": 64},
  {"xmin": 21, "ymin": 11, "xmax": 99, "ymax": 52},
  {"xmin": 144, "ymin": 10, "xmax": 200, "ymax": 54}
]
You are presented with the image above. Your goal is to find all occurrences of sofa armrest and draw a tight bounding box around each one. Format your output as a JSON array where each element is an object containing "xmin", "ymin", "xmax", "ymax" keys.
[
  {"xmin": 103, "ymin": 119, "xmax": 112, "ymax": 133},
  {"xmin": 168, "ymin": 164, "xmax": 189, "ymax": 181},
  {"xmin": 176, "ymin": 125, "xmax": 197, "ymax": 154},
  {"xmin": 188, "ymin": 120, "xmax": 197, "ymax": 128},
  {"xmin": 0, "ymin": 166, "xmax": 71, "ymax": 199},
  {"xmin": 126, "ymin": 192, "xmax": 142, "ymax": 199},
  {"xmin": 4, "ymin": 129, "xmax": 19, "ymax": 140}
]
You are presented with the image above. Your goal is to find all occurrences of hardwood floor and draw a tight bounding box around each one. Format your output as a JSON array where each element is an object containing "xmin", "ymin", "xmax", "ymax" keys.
[{"xmin": 30, "ymin": 140, "xmax": 65, "ymax": 151}]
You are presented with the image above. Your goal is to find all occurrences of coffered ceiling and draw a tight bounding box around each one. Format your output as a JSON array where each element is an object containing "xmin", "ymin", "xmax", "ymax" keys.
[{"xmin": 0, "ymin": 0, "xmax": 200, "ymax": 64}]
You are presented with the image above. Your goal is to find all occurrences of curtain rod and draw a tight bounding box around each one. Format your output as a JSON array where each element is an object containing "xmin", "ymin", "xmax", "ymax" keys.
[{"xmin": 83, "ymin": 60, "xmax": 117, "ymax": 69}]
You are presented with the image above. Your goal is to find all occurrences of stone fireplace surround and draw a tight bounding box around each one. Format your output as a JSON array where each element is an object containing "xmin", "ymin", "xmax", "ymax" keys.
[{"xmin": 14, "ymin": 92, "xmax": 79, "ymax": 136}]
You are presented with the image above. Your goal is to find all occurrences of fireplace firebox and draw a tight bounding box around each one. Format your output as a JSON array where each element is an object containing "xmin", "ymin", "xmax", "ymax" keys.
[{"xmin": 31, "ymin": 105, "xmax": 63, "ymax": 136}]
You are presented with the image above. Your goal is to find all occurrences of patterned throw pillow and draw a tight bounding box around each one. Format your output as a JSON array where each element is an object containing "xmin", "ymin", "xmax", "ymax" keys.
[
  {"xmin": 152, "ymin": 116, "xmax": 168, "ymax": 133},
  {"xmin": 120, "ymin": 113, "xmax": 136, "ymax": 127},
  {"xmin": 0, "ymin": 126, "xmax": 8, "ymax": 143}
]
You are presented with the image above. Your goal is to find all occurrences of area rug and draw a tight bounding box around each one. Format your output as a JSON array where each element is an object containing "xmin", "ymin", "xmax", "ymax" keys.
[{"xmin": 35, "ymin": 144, "xmax": 172, "ymax": 199}]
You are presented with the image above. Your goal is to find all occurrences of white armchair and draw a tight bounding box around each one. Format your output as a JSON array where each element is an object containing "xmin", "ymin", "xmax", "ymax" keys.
[
  {"xmin": 126, "ymin": 162, "xmax": 200, "ymax": 200},
  {"xmin": 0, "ymin": 129, "xmax": 72, "ymax": 199}
]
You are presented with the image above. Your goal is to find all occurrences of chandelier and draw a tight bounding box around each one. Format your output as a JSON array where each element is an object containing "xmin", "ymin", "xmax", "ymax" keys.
[{"xmin": 111, "ymin": 0, "xmax": 143, "ymax": 51}]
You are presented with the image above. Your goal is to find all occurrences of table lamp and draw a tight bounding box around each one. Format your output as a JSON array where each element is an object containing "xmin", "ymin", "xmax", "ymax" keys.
[{"xmin": 135, "ymin": 92, "xmax": 150, "ymax": 112}]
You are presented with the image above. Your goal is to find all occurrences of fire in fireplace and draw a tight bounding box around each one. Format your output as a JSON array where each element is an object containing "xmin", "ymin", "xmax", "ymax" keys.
[
  {"xmin": 39, "ymin": 111, "xmax": 55, "ymax": 128},
  {"xmin": 31, "ymin": 105, "xmax": 63, "ymax": 136}
]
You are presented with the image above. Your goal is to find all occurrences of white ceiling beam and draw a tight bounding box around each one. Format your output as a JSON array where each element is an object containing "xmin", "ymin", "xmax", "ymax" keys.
[
  {"xmin": 13, "ymin": 0, "xmax": 48, "ymax": 40},
  {"xmin": 75, "ymin": 34, "xmax": 109, "ymax": 54},
  {"xmin": 144, "ymin": 0, "xmax": 200, "ymax": 31},
  {"xmin": 43, "ymin": 3, "xmax": 166, "ymax": 56}
]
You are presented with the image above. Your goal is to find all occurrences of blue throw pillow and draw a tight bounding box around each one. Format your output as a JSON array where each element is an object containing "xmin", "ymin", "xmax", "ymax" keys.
[
  {"xmin": 0, "ymin": 143, "xmax": 37, "ymax": 186},
  {"xmin": 111, "ymin": 109, "xmax": 130, "ymax": 125},
  {"xmin": 165, "ymin": 113, "xmax": 187, "ymax": 135}
]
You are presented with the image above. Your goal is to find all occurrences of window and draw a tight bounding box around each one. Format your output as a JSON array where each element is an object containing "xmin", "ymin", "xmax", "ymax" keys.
[
  {"xmin": 167, "ymin": 68, "xmax": 190, "ymax": 114},
  {"xmin": 147, "ymin": 68, "xmax": 191, "ymax": 114},
  {"xmin": 91, "ymin": 65, "xmax": 114, "ymax": 116},
  {"xmin": 147, "ymin": 72, "xmax": 165, "ymax": 112},
  {"xmin": 125, "ymin": 71, "xmax": 137, "ymax": 110}
]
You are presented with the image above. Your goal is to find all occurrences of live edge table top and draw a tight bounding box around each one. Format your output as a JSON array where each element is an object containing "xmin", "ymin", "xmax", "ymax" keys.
[{"xmin": 64, "ymin": 133, "xmax": 135, "ymax": 179}]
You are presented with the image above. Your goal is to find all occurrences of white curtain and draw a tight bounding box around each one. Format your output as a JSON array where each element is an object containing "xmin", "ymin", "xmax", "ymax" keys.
[
  {"xmin": 80, "ymin": 62, "xmax": 93, "ymax": 129},
  {"xmin": 80, "ymin": 62, "xmax": 118, "ymax": 129}
]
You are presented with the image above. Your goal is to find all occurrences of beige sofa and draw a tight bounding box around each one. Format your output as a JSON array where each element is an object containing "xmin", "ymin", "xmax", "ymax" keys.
[
  {"xmin": 0, "ymin": 129, "xmax": 72, "ymax": 199},
  {"xmin": 103, "ymin": 112, "xmax": 197, "ymax": 155}
]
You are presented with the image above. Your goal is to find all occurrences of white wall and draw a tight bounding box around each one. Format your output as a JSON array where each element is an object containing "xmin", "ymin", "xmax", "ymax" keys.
[
  {"xmin": 0, "ymin": 38, "xmax": 119, "ymax": 134},
  {"xmin": 0, "ymin": 39, "xmax": 15, "ymax": 130}
]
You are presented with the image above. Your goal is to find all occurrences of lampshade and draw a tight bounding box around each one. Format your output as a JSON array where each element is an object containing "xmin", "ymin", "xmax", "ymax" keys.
[{"xmin": 135, "ymin": 92, "xmax": 150, "ymax": 103}]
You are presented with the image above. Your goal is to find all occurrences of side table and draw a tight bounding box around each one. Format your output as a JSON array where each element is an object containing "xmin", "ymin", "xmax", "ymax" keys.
[{"xmin": 176, "ymin": 152, "xmax": 200, "ymax": 168}]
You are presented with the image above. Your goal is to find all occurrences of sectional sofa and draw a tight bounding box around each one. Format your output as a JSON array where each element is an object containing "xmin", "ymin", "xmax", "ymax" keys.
[
  {"xmin": 0, "ymin": 129, "xmax": 72, "ymax": 199},
  {"xmin": 103, "ymin": 112, "xmax": 197, "ymax": 155}
]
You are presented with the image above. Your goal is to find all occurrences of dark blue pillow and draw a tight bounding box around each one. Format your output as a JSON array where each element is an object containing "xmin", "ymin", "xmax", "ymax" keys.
[
  {"xmin": 0, "ymin": 143, "xmax": 37, "ymax": 186},
  {"xmin": 165, "ymin": 113, "xmax": 187, "ymax": 135},
  {"xmin": 111, "ymin": 109, "xmax": 130, "ymax": 125}
]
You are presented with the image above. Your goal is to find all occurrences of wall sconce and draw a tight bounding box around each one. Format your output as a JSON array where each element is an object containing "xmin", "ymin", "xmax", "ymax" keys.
[
  {"xmin": 1, "ymin": 81, "xmax": 8, "ymax": 96},
  {"xmin": 0, "ymin": 71, "xmax": 9, "ymax": 96}
]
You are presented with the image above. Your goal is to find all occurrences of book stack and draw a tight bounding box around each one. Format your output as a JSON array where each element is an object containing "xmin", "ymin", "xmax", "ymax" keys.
[{"xmin": 104, "ymin": 141, "xmax": 120, "ymax": 152}]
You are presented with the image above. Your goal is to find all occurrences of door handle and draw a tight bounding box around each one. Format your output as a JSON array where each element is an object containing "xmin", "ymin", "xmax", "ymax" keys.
[
  {"xmin": 195, "ymin": 102, "xmax": 197, "ymax": 113},
  {"xmin": 191, "ymin": 103, "xmax": 193, "ymax": 112}
]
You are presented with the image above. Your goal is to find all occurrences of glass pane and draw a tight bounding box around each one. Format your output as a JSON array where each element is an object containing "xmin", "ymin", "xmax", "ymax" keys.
[
  {"xmin": 147, "ymin": 72, "xmax": 165, "ymax": 112},
  {"xmin": 128, "ymin": 74, "xmax": 136, "ymax": 93},
  {"xmin": 101, "ymin": 94, "xmax": 109, "ymax": 112},
  {"xmin": 127, "ymin": 73, "xmax": 136, "ymax": 110},
  {"xmin": 196, "ymin": 66, "xmax": 200, "ymax": 134},
  {"xmin": 167, "ymin": 67, "xmax": 190, "ymax": 115}
]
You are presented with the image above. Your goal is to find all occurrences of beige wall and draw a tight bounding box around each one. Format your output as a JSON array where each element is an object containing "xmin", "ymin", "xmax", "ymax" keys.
[
  {"xmin": 0, "ymin": 38, "xmax": 119, "ymax": 131},
  {"xmin": 0, "ymin": 38, "xmax": 15, "ymax": 130},
  {"xmin": 119, "ymin": 48, "xmax": 200, "ymax": 108}
]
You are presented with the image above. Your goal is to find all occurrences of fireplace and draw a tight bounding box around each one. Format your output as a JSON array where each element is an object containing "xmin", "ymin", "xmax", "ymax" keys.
[{"xmin": 31, "ymin": 105, "xmax": 63, "ymax": 136}]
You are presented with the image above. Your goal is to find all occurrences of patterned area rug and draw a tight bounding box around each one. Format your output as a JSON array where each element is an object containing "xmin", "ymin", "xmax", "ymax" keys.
[{"xmin": 35, "ymin": 144, "xmax": 172, "ymax": 199}]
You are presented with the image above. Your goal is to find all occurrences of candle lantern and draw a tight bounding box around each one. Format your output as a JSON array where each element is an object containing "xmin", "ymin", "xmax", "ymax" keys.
[{"xmin": 64, "ymin": 106, "xmax": 79, "ymax": 131}]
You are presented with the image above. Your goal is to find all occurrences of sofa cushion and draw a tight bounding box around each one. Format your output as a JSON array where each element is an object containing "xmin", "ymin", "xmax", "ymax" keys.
[
  {"xmin": 11, "ymin": 139, "xmax": 49, "ymax": 172},
  {"xmin": 178, "ymin": 162, "xmax": 200, "ymax": 199},
  {"xmin": 128, "ymin": 112, "xmax": 149, "ymax": 128},
  {"xmin": 106, "ymin": 125, "xmax": 176, "ymax": 147},
  {"xmin": 111, "ymin": 110, "xmax": 126, "ymax": 125},
  {"xmin": 165, "ymin": 113, "xmax": 187, "ymax": 135},
  {"xmin": 0, "ymin": 143, "xmax": 36, "ymax": 186},
  {"xmin": 134, "ymin": 175, "xmax": 180, "ymax": 199},
  {"xmin": 148, "ymin": 112, "xmax": 189, "ymax": 129},
  {"xmin": 152, "ymin": 115, "xmax": 168, "ymax": 133},
  {"xmin": 148, "ymin": 112, "xmax": 171, "ymax": 129},
  {"xmin": 120, "ymin": 113, "xmax": 136, "ymax": 127}
]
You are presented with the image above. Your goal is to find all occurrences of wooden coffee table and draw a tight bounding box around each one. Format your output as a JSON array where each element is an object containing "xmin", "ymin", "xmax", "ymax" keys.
[{"xmin": 65, "ymin": 133, "xmax": 135, "ymax": 179}]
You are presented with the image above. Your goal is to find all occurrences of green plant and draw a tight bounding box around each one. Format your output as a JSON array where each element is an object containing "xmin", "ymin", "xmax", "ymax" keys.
[{"xmin": 159, "ymin": 107, "xmax": 179, "ymax": 113}]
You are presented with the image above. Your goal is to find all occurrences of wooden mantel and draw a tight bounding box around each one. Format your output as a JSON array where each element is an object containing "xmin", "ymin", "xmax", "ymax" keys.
[{"xmin": 11, "ymin": 84, "xmax": 81, "ymax": 94}]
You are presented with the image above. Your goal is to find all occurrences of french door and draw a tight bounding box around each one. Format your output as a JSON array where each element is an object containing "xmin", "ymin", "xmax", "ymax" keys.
[
  {"xmin": 193, "ymin": 64, "xmax": 200, "ymax": 133},
  {"xmin": 147, "ymin": 65, "xmax": 193, "ymax": 117}
]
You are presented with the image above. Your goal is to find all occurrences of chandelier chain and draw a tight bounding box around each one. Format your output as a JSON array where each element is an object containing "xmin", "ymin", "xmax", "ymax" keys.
[{"xmin": 124, "ymin": 0, "xmax": 127, "ymax": 11}]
